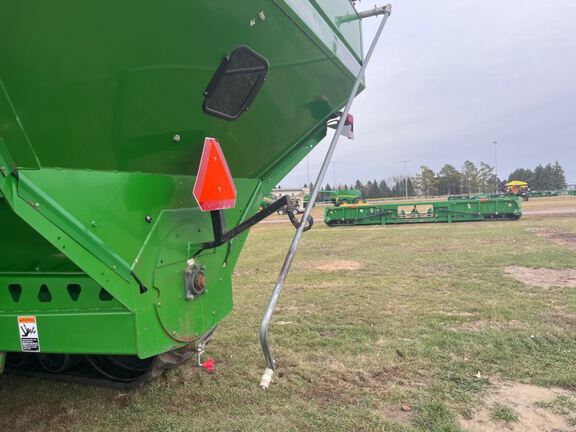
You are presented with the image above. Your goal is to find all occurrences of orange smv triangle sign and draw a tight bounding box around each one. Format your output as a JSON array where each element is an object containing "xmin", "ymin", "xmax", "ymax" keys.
[{"xmin": 193, "ymin": 137, "xmax": 237, "ymax": 212}]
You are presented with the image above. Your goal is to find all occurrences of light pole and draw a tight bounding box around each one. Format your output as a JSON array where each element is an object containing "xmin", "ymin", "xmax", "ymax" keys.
[
  {"xmin": 400, "ymin": 160, "xmax": 411, "ymax": 199},
  {"xmin": 493, "ymin": 141, "xmax": 498, "ymax": 193}
]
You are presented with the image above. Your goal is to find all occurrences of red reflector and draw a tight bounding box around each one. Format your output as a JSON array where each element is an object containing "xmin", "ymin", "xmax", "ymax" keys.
[{"xmin": 193, "ymin": 137, "xmax": 237, "ymax": 212}]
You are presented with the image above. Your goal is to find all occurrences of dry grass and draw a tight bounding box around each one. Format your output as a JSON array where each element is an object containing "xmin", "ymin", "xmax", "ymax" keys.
[{"xmin": 1, "ymin": 198, "xmax": 576, "ymax": 431}]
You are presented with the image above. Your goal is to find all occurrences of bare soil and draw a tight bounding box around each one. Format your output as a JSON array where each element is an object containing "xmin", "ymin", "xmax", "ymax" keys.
[
  {"xmin": 504, "ymin": 266, "xmax": 576, "ymax": 288},
  {"xmin": 460, "ymin": 380, "xmax": 576, "ymax": 432},
  {"xmin": 524, "ymin": 208, "xmax": 576, "ymax": 217},
  {"xmin": 312, "ymin": 259, "xmax": 363, "ymax": 272},
  {"xmin": 458, "ymin": 319, "xmax": 527, "ymax": 332},
  {"xmin": 531, "ymin": 228, "xmax": 576, "ymax": 251}
]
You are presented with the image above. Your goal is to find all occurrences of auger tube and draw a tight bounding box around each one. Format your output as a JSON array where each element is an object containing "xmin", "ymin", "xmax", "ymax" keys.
[{"xmin": 258, "ymin": 4, "xmax": 393, "ymax": 389}]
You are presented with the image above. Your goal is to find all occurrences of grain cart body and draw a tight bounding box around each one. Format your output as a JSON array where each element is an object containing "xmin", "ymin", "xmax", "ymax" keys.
[
  {"xmin": 324, "ymin": 197, "xmax": 522, "ymax": 226},
  {"xmin": 0, "ymin": 0, "xmax": 365, "ymax": 384}
]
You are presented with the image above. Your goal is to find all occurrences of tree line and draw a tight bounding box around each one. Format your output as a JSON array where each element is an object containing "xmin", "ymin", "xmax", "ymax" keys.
[
  {"xmin": 307, "ymin": 177, "xmax": 416, "ymax": 199},
  {"xmin": 416, "ymin": 160, "xmax": 567, "ymax": 196},
  {"xmin": 416, "ymin": 161, "xmax": 499, "ymax": 196},
  {"xmin": 508, "ymin": 162, "xmax": 566, "ymax": 191},
  {"xmin": 303, "ymin": 160, "xmax": 568, "ymax": 198}
]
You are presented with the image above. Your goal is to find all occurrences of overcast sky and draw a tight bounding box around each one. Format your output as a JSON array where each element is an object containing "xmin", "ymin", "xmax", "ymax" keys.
[{"xmin": 282, "ymin": 0, "xmax": 576, "ymax": 188}]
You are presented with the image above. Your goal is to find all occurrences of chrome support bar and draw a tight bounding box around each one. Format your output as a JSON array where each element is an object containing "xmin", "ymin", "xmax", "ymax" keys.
[{"xmin": 258, "ymin": 4, "xmax": 392, "ymax": 389}]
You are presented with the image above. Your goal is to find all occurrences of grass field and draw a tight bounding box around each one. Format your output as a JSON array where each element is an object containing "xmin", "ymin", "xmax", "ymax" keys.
[{"xmin": 1, "ymin": 197, "xmax": 576, "ymax": 431}]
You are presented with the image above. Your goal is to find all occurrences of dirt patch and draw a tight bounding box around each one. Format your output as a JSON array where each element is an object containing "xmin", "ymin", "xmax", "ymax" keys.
[
  {"xmin": 504, "ymin": 266, "xmax": 576, "ymax": 288},
  {"xmin": 312, "ymin": 259, "xmax": 363, "ymax": 272},
  {"xmin": 460, "ymin": 380, "xmax": 576, "ymax": 432},
  {"xmin": 458, "ymin": 319, "xmax": 527, "ymax": 332},
  {"xmin": 375, "ymin": 404, "xmax": 415, "ymax": 425},
  {"xmin": 433, "ymin": 311, "xmax": 477, "ymax": 317},
  {"xmin": 531, "ymin": 228, "xmax": 576, "ymax": 251}
]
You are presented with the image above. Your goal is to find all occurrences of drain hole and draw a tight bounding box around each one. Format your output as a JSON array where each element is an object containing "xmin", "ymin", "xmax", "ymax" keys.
[
  {"xmin": 9, "ymin": 284, "xmax": 22, "ymax": 302},
  {"xmin": 38, "ymin": 284, "xmax": 52, "ymax": 302},
  {"xmin": 67, "ymin": 284, "xmax": 81, "ymax": 302},
  {"xmin": 99, "ymin": 288, "xmax": 113, "ymax": 301}
]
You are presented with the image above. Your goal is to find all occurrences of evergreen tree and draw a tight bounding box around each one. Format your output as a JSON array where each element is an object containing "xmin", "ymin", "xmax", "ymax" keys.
[
  {"xmin": 364, "ymin": 181, "xmax": 372, "ymax": 198},
  {"xmin": 508, "ymin": 168, "xmax": 533, "ymax": 184},
  {"xmin": 542, "ymin": 164, "xmax": 554, "ymax": 190},
  {"xmin": 552, "ymin": 161, "xmax": 567, "ymax": 189},
  {"xmin": 325, "ymin": 184, "xmax": 332, "ymax": 191},
  {"xmin": 389, "ymin": 177, "xmax": 406, "ymax": 197},
  {"xmin": 390, "ymin": 180, "xmax": 400, "ymax": 197},
  {"xmin": 367, "ymin": 179, "xmax": 380, "ymax": 198},
  {"xmin": 378, "ymin": 179, "xmax": 391, "ymax": 197},
  {"xmin": 532, "ymin": 165, "xmax": 545, "ymax": 190}
]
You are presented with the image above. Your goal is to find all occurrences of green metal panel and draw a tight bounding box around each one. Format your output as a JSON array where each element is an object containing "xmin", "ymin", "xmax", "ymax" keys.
[
  {"xmin": 0, "ymin": 0, "xmax": 359, "ymax": 176},
  {"xmin": 0, "ymin": 0, "xmax": 365, "ymax": 360},
  {"xmin": 324, "ymin": 198, "xmax": 523, "ymax": 226}
]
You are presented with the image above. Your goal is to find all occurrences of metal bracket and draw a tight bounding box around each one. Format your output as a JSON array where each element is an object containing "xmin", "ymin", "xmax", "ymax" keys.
[
  {"xmin": 202, "ymin": 195, "xmax": 310, "ymax": 250},
  {"xmin": 195, "ymin": 326, "xmax": 217, "ymax": 366},
  {"xmin": 184, "ymin": 261, "xmax": 207, "ymax": 300}
]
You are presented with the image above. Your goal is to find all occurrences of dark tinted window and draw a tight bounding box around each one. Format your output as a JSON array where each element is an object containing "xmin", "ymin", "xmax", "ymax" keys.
[{"xmin": 203, "ymin": 46, "xmax": 269, "ymax": 120}]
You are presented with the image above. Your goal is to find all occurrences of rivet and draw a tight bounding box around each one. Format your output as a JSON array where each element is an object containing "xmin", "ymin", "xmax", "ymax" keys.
[{"xmin": 173, "ymin": 134, "xmax": 181, "ymax": 143}]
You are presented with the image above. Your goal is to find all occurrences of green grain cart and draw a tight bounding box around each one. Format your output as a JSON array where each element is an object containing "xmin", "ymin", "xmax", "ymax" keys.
[
  {"xmin": 328, "ymin": 188, "xmax": 365, "ymax": 205},
  {"xmin": 0, "ymin": 0, "xmax": 374, "ymax": 385}
]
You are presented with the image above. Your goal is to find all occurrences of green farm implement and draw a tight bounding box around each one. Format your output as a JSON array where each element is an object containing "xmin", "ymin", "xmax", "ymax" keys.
[
  {"xmin": 324, "ymin": 197, "xmax": 522, "ymax": 226},
  {"xmin": 0, "ymin": 1, "xmax": 391, "ymax": 386},
  {"xmin": 318, "ymin": 188, "xmax": 365, "ymax": 205}
]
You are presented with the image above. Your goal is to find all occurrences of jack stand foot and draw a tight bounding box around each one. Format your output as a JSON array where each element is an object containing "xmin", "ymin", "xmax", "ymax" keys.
[{"xmin": 260, "ymin": 367, "xmax": 274, "ymax": 389}]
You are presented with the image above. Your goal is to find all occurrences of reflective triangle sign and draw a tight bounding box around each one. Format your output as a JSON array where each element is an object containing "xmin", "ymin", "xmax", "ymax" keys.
[{"xmin": 193, "ymin": 137, "xmax": 237, "ymax": 212}]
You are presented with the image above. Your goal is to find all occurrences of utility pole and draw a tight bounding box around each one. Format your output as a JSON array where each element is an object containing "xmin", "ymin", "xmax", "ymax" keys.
[
  {"xmin": 493, "ymin": 141, "xmax": 498, "ymax": 194},
  {"xmin": 400, "ymin": 160, "xmax": 411, "ymax": 199}
]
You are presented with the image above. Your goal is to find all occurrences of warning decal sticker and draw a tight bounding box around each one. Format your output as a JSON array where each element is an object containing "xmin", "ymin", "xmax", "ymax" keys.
[{"xmin": 18, "ymin": 316, "xmax": 40, "ymax": 352}]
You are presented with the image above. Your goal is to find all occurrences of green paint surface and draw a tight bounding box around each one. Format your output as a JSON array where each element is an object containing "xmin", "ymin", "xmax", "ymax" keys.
[{"xmin": 0, "ymin": 0, "xmax": 364, "ymax": 358}]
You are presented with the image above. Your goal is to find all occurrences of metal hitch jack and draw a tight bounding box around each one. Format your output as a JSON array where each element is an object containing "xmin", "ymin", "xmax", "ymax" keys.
[{"xmin": 258, "ymin": 4, "xmax": 393, "ymax": 389}]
